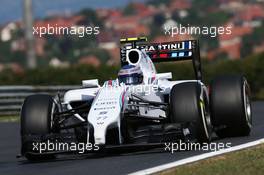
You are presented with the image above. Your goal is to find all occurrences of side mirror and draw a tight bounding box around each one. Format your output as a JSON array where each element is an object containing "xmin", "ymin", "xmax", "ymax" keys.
[
  {"xmin": 156, "ymin": 72, "xmax": 172, "ymax": 80},
  {"xmin": 82, "ymin": 79, "xmax": 100, "ymax": 88}
]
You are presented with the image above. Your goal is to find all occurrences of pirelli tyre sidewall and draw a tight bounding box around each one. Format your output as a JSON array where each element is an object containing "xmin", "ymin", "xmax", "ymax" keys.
[
  {"xmin": 21, "ymin": 94, "xmax": 56, "ymax": 160},
  {"xmin": 170, "ymin": 82, "xmax": 212, "ymax": 143},
  {"xmin": 210, "ymin": 75, "xmax": 252, "ymax": 138}
]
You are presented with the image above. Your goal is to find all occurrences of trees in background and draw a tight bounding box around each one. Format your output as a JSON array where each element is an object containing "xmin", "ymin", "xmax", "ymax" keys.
[{"xmin": 0, "ymin": 52, "xmax": 263, "ymax": 99}]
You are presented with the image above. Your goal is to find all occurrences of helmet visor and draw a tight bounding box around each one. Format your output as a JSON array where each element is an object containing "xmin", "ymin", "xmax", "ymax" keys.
[{"xmin": 118, "ymin": 74, "xmax": 143, "ymax": 85}]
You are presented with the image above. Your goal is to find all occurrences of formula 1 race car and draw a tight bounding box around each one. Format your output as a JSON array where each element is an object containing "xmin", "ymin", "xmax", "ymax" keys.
[{"xmin": 20, "ymin": 37, "xmax": 252, "ymax": 160}]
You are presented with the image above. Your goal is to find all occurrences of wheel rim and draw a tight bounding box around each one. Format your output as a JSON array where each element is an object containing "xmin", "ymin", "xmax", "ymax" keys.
[
  {"xmin": 200, "ymin": 99, "xmax": 212, "ymax": 140},
  {"xmin": 243, "ymin": 81, "xmax": 252, "ymax": 128},
  {"xmin": 51, "ymin": 100, "xmax": 58, "ymax": 130}
]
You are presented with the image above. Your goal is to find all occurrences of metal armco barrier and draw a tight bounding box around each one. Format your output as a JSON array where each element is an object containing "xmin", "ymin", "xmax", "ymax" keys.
[{"xmin": 0, "ymin": 86, "xmax": 80, "ymax": 116}]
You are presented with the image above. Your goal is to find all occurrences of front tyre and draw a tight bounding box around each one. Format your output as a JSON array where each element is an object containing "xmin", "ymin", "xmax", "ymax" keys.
[
  {"xmin": 21, "ymin": 94, "xmax": 57, "ymax": 161},
  {"xmin": 210, "ymin": 75, "xmax": 252, "ymax": 138},
  {"xmin": 170, "ymin": 82, "xmax": 212, "ymax": 142}
]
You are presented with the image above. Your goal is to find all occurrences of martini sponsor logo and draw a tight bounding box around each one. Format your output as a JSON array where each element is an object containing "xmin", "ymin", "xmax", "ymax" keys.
[{"xmin": 145, "ymin": 41, "xmax": 192, "ymax": 52}]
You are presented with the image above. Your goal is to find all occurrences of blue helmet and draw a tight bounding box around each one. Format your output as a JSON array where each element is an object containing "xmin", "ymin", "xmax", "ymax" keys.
[{"xmin": 118, "ymin": 65, "xmax": 143, "ymax": 85}]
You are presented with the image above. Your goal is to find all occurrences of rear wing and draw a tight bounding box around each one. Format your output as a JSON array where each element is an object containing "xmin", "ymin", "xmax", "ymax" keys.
[{"xmin": 120, "ymin": 37, "xmax": 202, "ymax": 81}]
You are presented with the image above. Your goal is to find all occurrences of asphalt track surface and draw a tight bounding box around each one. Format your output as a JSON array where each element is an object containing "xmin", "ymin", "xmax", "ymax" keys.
[{"xmin": 0, "ymin": 101, "xmax": 263, "ymax": 175}]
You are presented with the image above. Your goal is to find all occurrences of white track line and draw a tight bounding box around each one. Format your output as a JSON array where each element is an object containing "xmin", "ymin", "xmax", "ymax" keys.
[{"xmin": 129, "ymin": 138, "xmax": 264, "ymax": 175}]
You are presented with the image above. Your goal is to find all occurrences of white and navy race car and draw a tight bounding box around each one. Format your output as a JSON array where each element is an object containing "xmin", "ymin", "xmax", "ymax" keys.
[{"xmin": 20, "ymin": 37, "xmax": 252, "ymax": 160}]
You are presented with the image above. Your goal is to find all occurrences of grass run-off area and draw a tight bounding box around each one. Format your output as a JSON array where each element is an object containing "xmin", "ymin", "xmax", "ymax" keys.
[
  {"xmin": 157, "ymin": 144, "xmax": 264, "ymax": 175},
  {"xmin": 0, "ymin": 116, "xmax": 19, "ymax": 122}
]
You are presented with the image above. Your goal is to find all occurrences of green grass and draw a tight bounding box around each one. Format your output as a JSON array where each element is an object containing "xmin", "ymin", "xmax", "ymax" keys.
[
  {"xmin": 256, "ymin": 88, "xmax": 264, "ymax": 100},
  {"xmin": 0, "ymin": 116, "xmax": 19, "ymax": 122},
  {"xmin": 157, "ymin": 144, "xmax": 264, "ymax": 175}
]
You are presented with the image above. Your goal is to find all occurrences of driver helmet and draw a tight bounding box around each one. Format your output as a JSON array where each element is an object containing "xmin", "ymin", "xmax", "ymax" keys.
[{"xmin": 118, "ymin": 65, "xmax": 143, "ymax": 85}]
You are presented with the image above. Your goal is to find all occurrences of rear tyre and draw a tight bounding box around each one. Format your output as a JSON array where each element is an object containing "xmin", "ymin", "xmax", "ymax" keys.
[
  {"xmin": 210, "ymin": 75, "xmax": 252, "ymax": 138},
  {"xmin": 21, "ymin": 94, "xmax": 57, "ymax": 161},
  {"xmin": 170, "ymin": 82, "xmax": 212, "ymax": 142}
]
